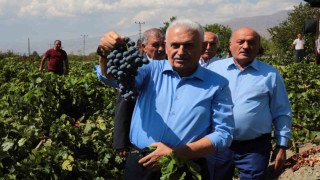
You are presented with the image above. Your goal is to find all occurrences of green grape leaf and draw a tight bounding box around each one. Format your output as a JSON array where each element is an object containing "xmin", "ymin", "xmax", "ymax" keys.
[{"xmin": 2, "ymin": 141, "xmax": 14, "ymax": 151}]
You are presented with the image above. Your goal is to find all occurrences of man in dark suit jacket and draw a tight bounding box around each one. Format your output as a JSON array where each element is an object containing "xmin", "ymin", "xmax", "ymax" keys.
[{"xmin": 114, "ymin": 28, "xmax": 166, "ymax": 157}]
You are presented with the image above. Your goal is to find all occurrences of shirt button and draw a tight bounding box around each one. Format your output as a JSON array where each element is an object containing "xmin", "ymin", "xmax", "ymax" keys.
[
  {"xmin": 175, "ymin": 97, "xmax": 179, "ymax": 100},
  {"xmin": 171, "ymin": 112, "xmax": 175, "ymax": 115}
]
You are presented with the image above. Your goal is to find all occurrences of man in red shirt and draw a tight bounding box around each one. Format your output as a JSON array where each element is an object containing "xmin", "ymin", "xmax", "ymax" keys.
[{"xmin": 39, "ymin": 40, "xmax": 69, "ymax": 75}]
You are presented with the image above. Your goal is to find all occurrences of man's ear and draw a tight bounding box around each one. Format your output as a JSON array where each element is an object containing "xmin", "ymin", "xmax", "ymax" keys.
[{"xmin": 141, "ymin": 43, "xmax": 147, "ymax": 53}]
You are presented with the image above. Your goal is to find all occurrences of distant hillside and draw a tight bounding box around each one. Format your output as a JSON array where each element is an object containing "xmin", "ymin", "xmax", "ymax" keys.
[{"xmin": 220, "ymin": 10, "xmax": 291, "ymax": 39}]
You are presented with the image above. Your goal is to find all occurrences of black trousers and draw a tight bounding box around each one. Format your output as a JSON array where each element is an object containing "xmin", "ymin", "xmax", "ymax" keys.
[
  {"xmin": 113, "ymin": 92, "xmax": 135, "ymax": 149},
  {"xmin": 207, "ymin": 133, "xmax": 272, "ymax": 180},
  {"xmin": 48, "ymin": 70, "xmax": 63, "ymax": 75},
  {"xmin": 294, "ymin": 49, "xmax": 304, "ymax": 63},
  {"xmin": 124, "ymin": 153, "xmax": 210, "ymax": 180}
]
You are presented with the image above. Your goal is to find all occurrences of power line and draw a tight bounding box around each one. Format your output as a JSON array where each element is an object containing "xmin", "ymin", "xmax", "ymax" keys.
[
  {"xmin": 135, "ymin": 21, "xmax": 145, "ymax": 41},
  {"xmin": 81, "ymin": 34, "xmax": 88, "ymax": 61}
]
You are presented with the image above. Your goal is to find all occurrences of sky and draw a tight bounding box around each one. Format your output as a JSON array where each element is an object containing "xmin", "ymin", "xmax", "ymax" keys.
[{"xmin": 0, "ymin": 0, "xmax": 304, "ymax": 55}]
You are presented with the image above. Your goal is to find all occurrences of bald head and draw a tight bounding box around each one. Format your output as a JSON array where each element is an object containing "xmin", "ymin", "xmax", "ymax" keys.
[
  {"xmin": 201, "ymin": 32, "xmax": 219, "ymax": 62},
  {"xmin": 229, "ymin": 27, "xmax": 260, "ymax": 68}
]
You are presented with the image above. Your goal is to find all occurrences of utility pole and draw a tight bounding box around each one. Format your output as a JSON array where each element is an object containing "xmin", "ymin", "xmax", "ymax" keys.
[
  {"xmin": 28, "ymin": 38, "xmax": 31, "ymax": 56},
  {"xmin": 135, "ymin": 21, "xmax": 145, "ymax": 41},
  {"xmin": 316, "ymin": 13, "xmax": 319, "ymax": 65},
  {"xmin": 81, "ymin": 34, "xmax": 88, "ymax": 61},
  {"xmin": 48, "ymin": 43, "xmax": 53, "ymax": 49}
]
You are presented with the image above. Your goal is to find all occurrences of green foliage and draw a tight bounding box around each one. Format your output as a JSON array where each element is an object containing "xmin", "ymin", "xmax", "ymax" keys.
[
  {"xmin": 260, "ymin": 37, "xmax": 278, "ymax": 56},
  {"xmin": 0, "ymin": 50, "xmax": 21, "ymax": 60},
  {"xmin": 0, "ymin": 57, "xmax": 124, "ymax": 179},
  {"xmin": 1, "ymin": 50, "xmax": 320, "ymax": 178},
  {"xmin": 270, "ymin": 62, "xmax": 320, "ymax": 145},
  {"xmin": 259, "ymin": 55, "xmax": 294, "ymax": 66},
  {"xmin": 158, "ymin": 151, "xmax": 201, "ymax": 180},
  {"xmin": 86, "ymin": 52, "xmax": 99, "ymax": 62},
  {"xmin": 268, "ymin": 3, "xmax": 320, "ymax": 61},
  {"xmin": 30, "ymin": 51, "xmax": 40, "ymax": 59},
  {"xmin": 66, "ymin": 52, "xmax": 98, "ymax": 62},
  {"xmin": 68, "ymin": 53, "xmax": 85, "ymax": 62},
  {"xmin": 160, "ymin": 16, "xmax": 177, "ymax": 33},
  {"xmin": 203, "ymin": 24, "xmax": 232, "ymax": 56}
]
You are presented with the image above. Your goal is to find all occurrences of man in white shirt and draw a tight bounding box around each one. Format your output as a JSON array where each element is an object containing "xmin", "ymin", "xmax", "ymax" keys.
[
  {"xmin": 292, "ymin": 33, "xmax": 305, "ymax": 63},
  {"xmin": 315, "ymin": 37, "xmax": 320, "ymax": 64},
  {"xmin": 199, "ymin": 32, "xmax": 220, "ymax": 67}
]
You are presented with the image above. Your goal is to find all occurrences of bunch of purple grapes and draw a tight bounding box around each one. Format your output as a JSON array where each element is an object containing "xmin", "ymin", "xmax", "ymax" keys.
[{"xmin": 106, "ymin": 37, "xmax": 149, "ymax": 101}]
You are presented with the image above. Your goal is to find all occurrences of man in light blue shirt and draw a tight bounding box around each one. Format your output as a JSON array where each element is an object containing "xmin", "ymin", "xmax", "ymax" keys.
[
  {"xmin": 207, "ymin": 27, "xmax": 292, "ymax": 180},
  {"xmin": 113, "ymin": 28, "xmax": 166, "ymax": 159},
  {"xmin": 96, "ymin": 18, "xmax": 234, "ymax": 179},
  {"xmin": 199, "ymin": 32, "xmax": 220, "ymax": 67}
]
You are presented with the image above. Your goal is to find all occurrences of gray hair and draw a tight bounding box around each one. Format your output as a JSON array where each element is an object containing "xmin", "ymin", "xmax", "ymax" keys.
[
  {"xmin": 205, "ymin": 32, "xmax": 219, "ymax": 45},
  {"xmin": 214, "ymin": 34, "xmax": 219, "ymax": 45},
  {"xmin": 166, "ymin": 18, "xmax": 204, "ymax": 42},
  {"xmin": 141, "ymin": 28, "xmax": 165, "ymax": 46}
]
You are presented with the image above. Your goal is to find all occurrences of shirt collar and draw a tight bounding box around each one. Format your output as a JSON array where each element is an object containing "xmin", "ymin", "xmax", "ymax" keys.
[
  {"xmin": 227, "ymin": 58, "xmax": 259, "ymax": 71},
  {"xmin": 199, "ymin": 56, "xmax": 218, "ymax": 64},
  {"xmin": 163, "ymin": 61, "xmax": 205, "ymax": 81},
  {"xmin": 146, "ymin": 54, "xmax": 151, "ymax": 60}
]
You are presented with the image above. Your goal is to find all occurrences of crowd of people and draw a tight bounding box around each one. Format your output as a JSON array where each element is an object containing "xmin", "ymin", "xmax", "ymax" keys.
[
  {"xmin": 94, "ymin": 18, "xmax": 292, "ymax": 180},
  {"xmin": 37, "ymin": 18, "xmax": 294, "ymax": 179}
]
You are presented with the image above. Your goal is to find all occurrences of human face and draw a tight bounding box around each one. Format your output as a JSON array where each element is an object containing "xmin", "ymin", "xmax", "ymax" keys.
[
  {"xmin": 298, "ymin": 34, "xmax": 302, "ymax": 40},
  {"xmin": 54, "ymin": 41, "xmax": 61, "ymax": 50},
  {"xmin": 201, "ymin": 32, "xmax": 218, "ymax": 62},
  {"xmin": 230, "ymin": 28, "xmax": 260, "ymax": 68},
  {"xmin": 143, "ymin": 36, "xmax": 166, "ymax": 60},
  {"xmin": 166, "ymin": 26, "xmax": 203, "ymax": 77}
]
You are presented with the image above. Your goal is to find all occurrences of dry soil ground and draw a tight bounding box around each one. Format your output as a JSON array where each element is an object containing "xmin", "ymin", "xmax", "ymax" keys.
[{"xmin": 268, "ymin": 143, "xmax": 320, "ymax": 180}]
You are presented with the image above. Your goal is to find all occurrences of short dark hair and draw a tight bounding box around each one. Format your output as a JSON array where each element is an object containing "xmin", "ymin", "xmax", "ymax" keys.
[{"xmin": 54, "ymin": 40, "xmax": 61, "ymax": 44}]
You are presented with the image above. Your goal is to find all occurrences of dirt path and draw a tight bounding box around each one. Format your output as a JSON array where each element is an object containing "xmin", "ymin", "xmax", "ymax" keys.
[{"xmin": 266, "ymin": 143, "xmax": 320, "ymax": 180}]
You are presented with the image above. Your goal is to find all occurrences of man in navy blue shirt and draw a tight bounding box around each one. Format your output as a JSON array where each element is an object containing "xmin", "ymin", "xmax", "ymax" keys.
[
  {"xmin": 207, "ymin": 27, "xmax": 292, "ymax": 180},
  {"xmin": 96, "ymin": 18, "xmax": 234, "ymax": 179}
]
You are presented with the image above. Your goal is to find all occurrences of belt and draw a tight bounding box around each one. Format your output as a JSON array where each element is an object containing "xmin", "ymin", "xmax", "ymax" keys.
[
  {"xmin": 232, "ymin": 133, "xmax": 272, "ymax": 145},
  {"xmin": 128, "ymin": 144, "xmax": 155, "ymax": 157}
]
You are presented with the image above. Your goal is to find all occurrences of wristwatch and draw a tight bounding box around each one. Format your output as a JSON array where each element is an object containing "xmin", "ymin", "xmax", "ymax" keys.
[
  {"xmin": 96, "ymin": 46, "xmax": 109, "ymax": 59},
  {"xmin": 276, "ymin": 145, "xmax": 287, "ymax": 149}
]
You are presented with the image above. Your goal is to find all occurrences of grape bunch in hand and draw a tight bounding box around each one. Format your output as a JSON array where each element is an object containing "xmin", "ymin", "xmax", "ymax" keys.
[{"xmin": 106, "ymin": 37, "xmax": 149, "ymax": 101}]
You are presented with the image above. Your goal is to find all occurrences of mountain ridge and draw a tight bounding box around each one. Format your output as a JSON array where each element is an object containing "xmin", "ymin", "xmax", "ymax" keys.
[{"xmin": 220, "ymin": 10, "xmax": 290, "ymax": 38}]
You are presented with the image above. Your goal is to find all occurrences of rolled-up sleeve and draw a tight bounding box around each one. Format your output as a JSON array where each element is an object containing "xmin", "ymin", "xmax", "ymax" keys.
[
  {"xmin": 94, "ymin": 65, "xmax": 118, "ymax": 88},
  {"xmin": 205, "ymin": 83, "xmax": 234, "ymax": 152},
  {"xmin": 271, "ymin": 71, "xmax": 292, "ymax": 146}
]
